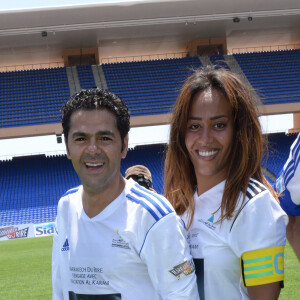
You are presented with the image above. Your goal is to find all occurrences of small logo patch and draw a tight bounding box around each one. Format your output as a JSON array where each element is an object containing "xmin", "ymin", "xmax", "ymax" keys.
[
  {"xmin": 207, "ymin": 213, "xmax": 215, "ymax": 223},
  {"xmin": 169, "ymin": 259, "xmax": 195, "ymax": 279},
  {"xmin": 61, "ymin": 238, "xmax": 69, "ymax": 251},
  {"xmin": 111, "ymin": 230, "xmax": 131, "ymax": 249}
]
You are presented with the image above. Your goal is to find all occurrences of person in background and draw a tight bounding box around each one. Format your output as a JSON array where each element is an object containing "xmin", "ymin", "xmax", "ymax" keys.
[
  {"xmin": 275, "ymin": 133, "xmax": 300, "ymax": 260},
  {"xmin": 164, "ymin": 67, "xmax": 288, "ymax": 300},
  {"xmin": 125, "ymin": 164, "xmax": 156, "ymax": 192},
  {"xmin": 52, "ymin": 88, "xmax": 199, "ymax": 300}
]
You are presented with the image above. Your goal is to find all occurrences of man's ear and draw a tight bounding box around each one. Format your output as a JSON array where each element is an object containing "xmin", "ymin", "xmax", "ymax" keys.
[
  {"xmin": 65, "ymin": 136, "xmax": 71, "ymax": 159},
  {"xmin": 121, "ymin": 134, "xmax": 129, "ymax": 159}
]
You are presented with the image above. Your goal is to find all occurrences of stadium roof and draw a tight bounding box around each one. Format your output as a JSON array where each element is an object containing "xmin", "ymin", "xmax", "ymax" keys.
[{"xmin": 0, "ymin": 0, "xmax": 299, "ymax": 54}]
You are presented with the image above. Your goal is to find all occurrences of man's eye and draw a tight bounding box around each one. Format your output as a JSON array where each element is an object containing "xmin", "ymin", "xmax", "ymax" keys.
[{"xmin": 75, "ymin": 137, "xmax": 86, "ymax": 142}]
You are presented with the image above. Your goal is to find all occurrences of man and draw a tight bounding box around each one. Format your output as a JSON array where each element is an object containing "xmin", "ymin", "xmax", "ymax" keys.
[
  {"xmin": 275, "ymin": 133, "xmax": 300, "ymax": 260},
  {"xmin": 52, "ymin": 88, "xmax": 199, "ymax": 299},
  {"xmin": 125, "ymin": 164, "xmax": 155, "ymax": 191}
]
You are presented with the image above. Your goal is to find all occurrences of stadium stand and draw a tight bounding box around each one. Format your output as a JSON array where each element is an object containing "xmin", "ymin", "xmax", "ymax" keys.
[
  {"xmin": 1, "ymin": 51, "xmax": 300, "ymax": 226},
  {"xmin": 209, "ymin": 54, "xmax": 230, "ymax": 70},
  {"xmin": 0, "ymin": 144, "xmax": 165, "ymax": 226},
  {"xmin": 76, "ymin": 65, "xmax": 96, "ymax": 89},
  {"xmin": 0, "ymin": 67, "xmax": 70, "ymax": 128},
  {"xmin": 233, "ymin": 49, "xmax": 300, "ymax": 105},
  {"xmin": 102, "ymin": 56, "xmax": 202, "ymax": 116},
  {"xmin": 1, "ymin": 51, "xmax": 300, "ymax": 130},
  {"xmin": 261, "ymin": 133, "xmax": 298, "ymax": 185}
]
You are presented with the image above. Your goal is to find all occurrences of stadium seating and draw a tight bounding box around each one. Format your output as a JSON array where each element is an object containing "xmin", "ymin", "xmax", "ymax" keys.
[
  {"xmin": 0, "ymin": 144, "xmax": 166, "ymax": 226},
  {"xmin": 1, "ymin": 131, "xmax": 298, "ymax": 226},
  {"xmin": 102, "ymin": 56, "xmax": 202, "ymax": 116},
  {"xmin": 1, "ymin": 51, "xmax": 300, "ymax": 129},
  {"xmin": 209, "ymin": 54, "xmax": 230, "ymax": 70},
  {"xmin": 0, "ymin": 67, "xmax": 70, "ymax": 128},
  {"xmin": 1, "ymin": 51, "xmax": 300, "ymax": 226},
  {"xmin": 261, "ymin": 133, "xmax": 298, "ymax": 185},
  {"xmin": 76, "ymin": 65, "xmax": 96, "ymax": 89},
  {"xmin": 233, "ymin": 49, "xmax": 300, "ymax": 105}
]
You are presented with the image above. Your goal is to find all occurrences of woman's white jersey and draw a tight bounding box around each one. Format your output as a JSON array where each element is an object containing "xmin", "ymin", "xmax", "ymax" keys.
[
  {"xmin": 182, "ymin": 179, "xmax": 287, "ymax": 300},
  {"xmin": 52, "ymin": 178, "xmax": 199, "ymax": 300},
  {"xmin": 276, "ymin": 133, "xmax": 300, "ymax": 216}
]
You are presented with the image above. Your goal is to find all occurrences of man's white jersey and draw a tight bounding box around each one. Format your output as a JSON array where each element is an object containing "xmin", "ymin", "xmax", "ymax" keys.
[
  {"xmin": 276, "ymin": 133, "xmax": 300, "ymax": 216},
  {"xmin": 52, "ymin": 178, "xmax": 199, "ymax": 300},
  {"xmin": 182, "ymin": 179, "xmax": 287, "ymax": 300}
]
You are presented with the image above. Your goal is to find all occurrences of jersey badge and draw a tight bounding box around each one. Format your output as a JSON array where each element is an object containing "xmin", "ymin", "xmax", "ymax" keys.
[
  {"xmin": 241, "ymin": 246, "xmax": 284, "ymax": 286},
  {"xmin": 207, "ymin": 213, "xmax": 215, "ymax": 223},
  {"xmin": 169, "ymin": 259, "xmax": 195, "ymax": 279},
  {"xmin": 197, "ymin": 213, "xmax": 216, "ymax": 230},
  {"xmin": 111, "ymin": 230, "xmax": 131, "ymax": 250}
]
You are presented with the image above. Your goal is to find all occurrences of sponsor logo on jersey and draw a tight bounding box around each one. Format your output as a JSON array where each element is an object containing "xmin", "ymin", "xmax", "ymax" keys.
[
  {"xmin": 61, "ymin": 238, "xmax": 69, "ymax": 251},
  {"xmin": 0, "ymin": 226, "xmax": 29, "ymax": 240},
  {"xmin": 111, "ymin": 229, "xmax": 131, "ymax": 249},
  {"xmin": 207, "ymin": 213, "xmax": 215, "ymax": 223},
  {"xmin": 198, "ymin": 216, "xmax": 216, "ymax": 230},
  {"xmin": 169, "ymin": 259, "xmax": 195, "ymax": 279}
]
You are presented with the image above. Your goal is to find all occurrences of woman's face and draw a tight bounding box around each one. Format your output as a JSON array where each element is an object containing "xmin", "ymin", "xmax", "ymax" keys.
[{"xmin": 185, "ymin": 88, "xmax": 234, "ymax": 192}]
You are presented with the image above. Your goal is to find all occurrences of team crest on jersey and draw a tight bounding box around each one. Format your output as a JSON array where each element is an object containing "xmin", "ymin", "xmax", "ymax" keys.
[
  {"xmin": 111, "ymin": 229, "xmax": 131, "ymax": 250},
  {"xmin": 169, "ymin": 259, "xmax": 195, "ymax": 279}
]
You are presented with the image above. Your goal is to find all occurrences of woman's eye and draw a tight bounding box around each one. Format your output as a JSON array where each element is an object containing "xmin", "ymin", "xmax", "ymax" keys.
[
  {"xmin": 190, "ymin": 124, "xmax": 200, "ymax": 130},
  {"xmin": 214, "ymin": 122, "xmax": 226, "ymax": 129}
]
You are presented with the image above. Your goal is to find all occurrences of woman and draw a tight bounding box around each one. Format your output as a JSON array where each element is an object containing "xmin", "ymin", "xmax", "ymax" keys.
[{"xmin": 164, "ymin": 67, "xmax": 287, "ymax": 300}]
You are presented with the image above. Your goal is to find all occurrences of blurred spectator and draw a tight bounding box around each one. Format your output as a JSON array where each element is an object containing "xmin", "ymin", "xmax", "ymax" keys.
[{"xmin": 125, "ymin": 164, "xmax": 156, "ymax": 192}]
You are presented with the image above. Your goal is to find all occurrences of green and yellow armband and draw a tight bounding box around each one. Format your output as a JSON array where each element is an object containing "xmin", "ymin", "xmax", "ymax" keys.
[{"xmin": 240, "ymin": 246, "xmax": 284, "ymax": 287}]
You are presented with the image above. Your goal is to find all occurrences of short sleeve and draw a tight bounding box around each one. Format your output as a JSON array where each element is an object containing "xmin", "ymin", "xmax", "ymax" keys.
[
  {"xmin": 140, "ymin": 212, "xmax": 200, "ymax": 300},
  {"xmin": 229, "ymin": 191, "xmax": 288, "ymax": 258}
]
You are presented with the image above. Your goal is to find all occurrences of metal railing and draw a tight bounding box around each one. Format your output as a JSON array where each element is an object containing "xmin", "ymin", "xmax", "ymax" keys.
[
  {"xmin": 0, "ymin": 61, "xmax": 64, "ymax": 73},
  {"xmin": 231, "ymin": 43, "xmax": 300, "ymax": 54},
  {"xmin": 1, "ymin": 43, "xmax": 299, "ymax": 72},
  {"xmin": 100, "ymin": 52, "xmax": 187, "ymax": 64}
]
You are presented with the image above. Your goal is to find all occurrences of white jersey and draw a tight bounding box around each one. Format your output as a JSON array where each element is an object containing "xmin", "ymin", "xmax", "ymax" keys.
[
  {"xmin": 52, "ymin": 178, "xmax": 199, "ymax": 300},
  {"xmin": 182, "ymin": 179, "xmax": 287, "ymax": 300},
  {"xmin": 276, "ymin": 133, "xmax": 300, "ymax": 216}
]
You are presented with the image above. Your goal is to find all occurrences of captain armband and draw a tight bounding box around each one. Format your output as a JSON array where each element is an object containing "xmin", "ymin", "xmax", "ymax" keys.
[{"xmin": 240, "ymin": 246, "xmax": 284, "ymax": 287}]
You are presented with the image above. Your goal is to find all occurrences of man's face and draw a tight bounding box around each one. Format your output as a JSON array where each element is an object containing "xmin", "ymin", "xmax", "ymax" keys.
[{"xmin": 66, "ymin": 109, "xmax": 128, "ymax": 194}]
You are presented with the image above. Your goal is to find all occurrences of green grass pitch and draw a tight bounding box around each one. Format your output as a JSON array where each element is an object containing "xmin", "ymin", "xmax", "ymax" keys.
[{"xmin": 0, "ymin": 236, "xmax": 299, "ymax": 299}]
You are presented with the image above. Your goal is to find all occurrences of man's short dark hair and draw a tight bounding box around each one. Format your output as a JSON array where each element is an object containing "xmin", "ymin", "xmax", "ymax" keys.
[{"xmin": 62, "ymin": 88, "xmax": 130, "ymax": 145}]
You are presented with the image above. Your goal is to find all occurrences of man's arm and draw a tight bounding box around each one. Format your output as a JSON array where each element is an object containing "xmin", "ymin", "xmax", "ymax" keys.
[
  {"xmin": 286, "ymin": 215, "xmax": 300, "ymax": 260},
  {"xmin": 247, "ymin": 282, "xmax": 281, "ymax": 300}
]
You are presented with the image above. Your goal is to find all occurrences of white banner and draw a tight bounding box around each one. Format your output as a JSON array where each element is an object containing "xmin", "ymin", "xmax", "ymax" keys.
[
  {"xmin": 0, "ymin": 224, "xmax": 34, "ymax": 241},
  {"xmin": 0, "ymin": 221, "xmax": 56, "ymax": 242},
  {"xmin": 34, "ymin": 222, "xmax": 55, "ymax": 237}
]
